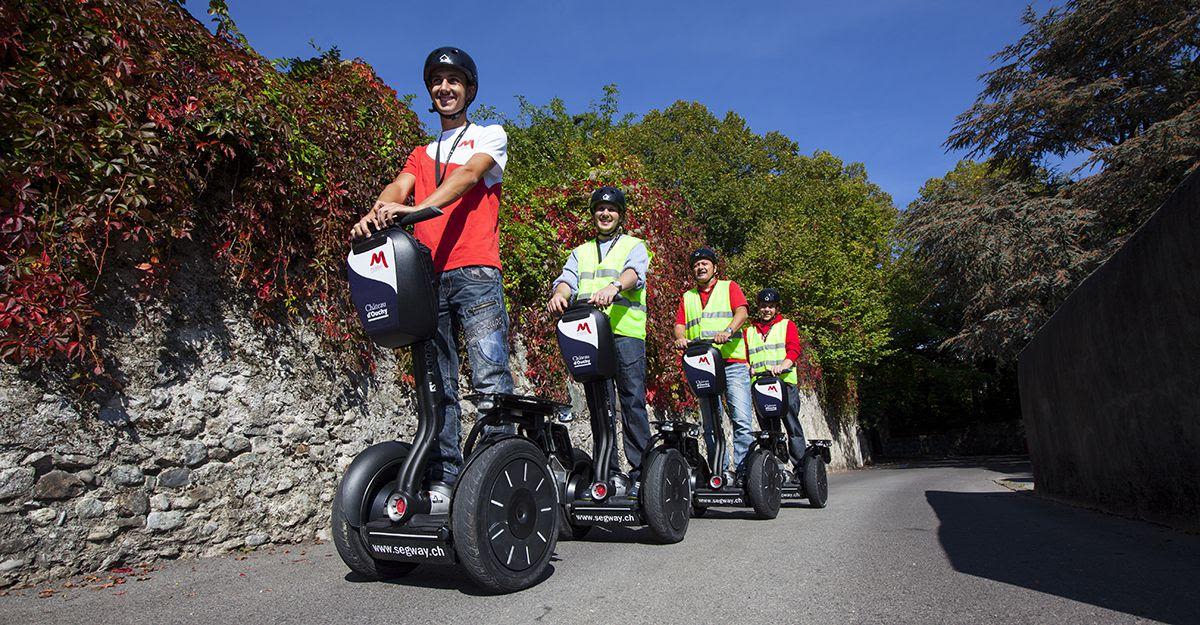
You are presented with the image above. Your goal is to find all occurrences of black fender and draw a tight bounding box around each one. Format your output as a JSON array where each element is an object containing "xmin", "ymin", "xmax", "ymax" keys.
[
  {"xmin": 336, "ymin": 440, "xmax": 411, "ymax": 527},
  {"xmin": 807, "ymin": 440, "xmax": 832, "ymax": 464}
]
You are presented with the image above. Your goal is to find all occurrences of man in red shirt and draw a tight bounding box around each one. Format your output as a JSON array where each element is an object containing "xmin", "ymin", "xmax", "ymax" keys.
[
  {"xmin": 673, "ymin": 247, "xmax": 755, "ymax": 479},
  {"xmin": 747, "ymin": 288, "xmax": 808, "ymax": 475},
  {"xmin": 350, "ymin": 47, "xmax": 512, "ymax": 487}
]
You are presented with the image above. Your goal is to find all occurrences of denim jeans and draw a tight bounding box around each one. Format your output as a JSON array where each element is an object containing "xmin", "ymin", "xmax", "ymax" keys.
[
  {"xmin": 611, "ymin": 335, "xmax": 652, "ymax": 482},
  {"xmin": 703, "ymin": 361, "xmax": 754, "ymax": 473},
  {"xmin": 428, "ymin": 266, "xmax": 514, "ymax": 484},
  {"xmin": 783, "ymin": 382, "xmax": 808, "ymax": 470}
]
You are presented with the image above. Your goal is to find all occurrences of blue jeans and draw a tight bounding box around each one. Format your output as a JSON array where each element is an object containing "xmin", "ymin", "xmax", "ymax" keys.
[
  {"xmin": 611, "ymin": 336, "xmax": 652, "ymax": 482},
  {"xmin": 783, "ymin": 382, "xmax": 808, "ymax": 470},
  {"xmin": 703, "ymin": 361, "xmax": 754, "ymax": 473},
  {"xmin": 428, "ymin": 266, "xmax": 514, "ymax": 484}
]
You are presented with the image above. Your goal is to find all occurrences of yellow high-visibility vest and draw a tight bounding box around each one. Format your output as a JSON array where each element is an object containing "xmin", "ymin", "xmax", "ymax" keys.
[
  {"xmin": 575, "ymin": 235, "xmax": 652, "ymax": 340},
  {"xmin": 747, "ymin": 318, "xmax": 798, "ymax": 385},
  {"xmin": 682, "ymin": 280, "xmax": 747, "ymax": 361}
]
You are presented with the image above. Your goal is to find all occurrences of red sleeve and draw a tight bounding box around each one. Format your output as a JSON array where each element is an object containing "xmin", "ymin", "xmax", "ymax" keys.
[
  {"xmin": 675, "ymin": 298, "xmax": 687, "ymax": 326},
  {"xmin": 401, "ymin": 147, "xmax": 421, "ymax": 177},
  {"xmin": 785, "ymin": 320, "xmax": 802, "ymax": 362},
  {"xmin": 728, "ymin": 281, "xmax": 749, "ymax": 311}
]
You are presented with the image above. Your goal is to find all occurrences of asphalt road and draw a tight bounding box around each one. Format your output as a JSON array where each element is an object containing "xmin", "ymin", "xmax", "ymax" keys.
[{"xmin": 4, "ymin": 458, "xmax": 1199, "ymax": 625}]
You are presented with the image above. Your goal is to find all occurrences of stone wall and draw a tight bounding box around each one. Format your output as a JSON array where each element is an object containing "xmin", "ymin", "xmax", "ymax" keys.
[{"xmin": 0, "ymin": 256, "xmax": 864, "ymax": 586}]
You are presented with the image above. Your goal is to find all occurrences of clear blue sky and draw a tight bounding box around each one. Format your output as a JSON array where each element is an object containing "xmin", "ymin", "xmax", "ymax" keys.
[{"xmin": 186, "ymin": 1, "xmax": 1053, "ymax": 208}]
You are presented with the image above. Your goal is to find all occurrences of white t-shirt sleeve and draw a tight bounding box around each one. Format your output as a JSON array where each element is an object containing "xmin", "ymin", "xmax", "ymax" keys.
[{"xmin": 476, "ymin": 124, "xmax": 507, "ymax": 186}]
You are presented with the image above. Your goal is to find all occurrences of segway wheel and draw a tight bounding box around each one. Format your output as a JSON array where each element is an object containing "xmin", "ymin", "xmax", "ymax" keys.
[
  {"xmin": 331, "ymin": 495, "xmax": 418, "ymax": 580},
  {"xmin": 745, "ymin": 449, "xmax": 781, "ymax": 520},
  {"xmin": 453, "ymin": 437, "xmax": 558, "ymax": 593},
  {"xmin": 641, "ymin": 448, "xmax": 691, "ymax": 543},
  {"xmin": 558, "ymin": 448, "xmax": 593, "ymax": 541},
  {"xmin": 802, "ymin": 453, "xmax": 829, "ymax": 509}
]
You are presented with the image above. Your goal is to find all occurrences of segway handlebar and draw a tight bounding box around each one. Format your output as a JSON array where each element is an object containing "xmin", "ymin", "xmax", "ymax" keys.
[
  {"xmin": 352, "ymin": 206, "xmax": 444, "ymax": 242},
  {"xmin": 397, "ymin": 205, "xmax": 443, "ymax": 227}
]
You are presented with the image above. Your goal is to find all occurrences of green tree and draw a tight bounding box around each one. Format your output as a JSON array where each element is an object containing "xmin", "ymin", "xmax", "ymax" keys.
[
  {"xmin": 921, "ymin": 0, "xmax": 1200, "ymax": 361},
  {"xmin": 731, "ymin": 151, "xmax": 896, "ymax": 381}
]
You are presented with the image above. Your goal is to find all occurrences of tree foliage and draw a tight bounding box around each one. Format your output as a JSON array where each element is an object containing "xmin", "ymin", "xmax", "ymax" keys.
[
  {"xmin": 909, "ymin": 0, "xmax": 1200, "ymax": 362},
  {"xmin": 0, "ymin": 0, "xmax": 421, "ymax": 371}
]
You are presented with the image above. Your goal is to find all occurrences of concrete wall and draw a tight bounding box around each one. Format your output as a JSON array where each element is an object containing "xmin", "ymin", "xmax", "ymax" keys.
[{"xmin": 1018, "ymin": 171, "xmax": 1200, "ymax": 531}]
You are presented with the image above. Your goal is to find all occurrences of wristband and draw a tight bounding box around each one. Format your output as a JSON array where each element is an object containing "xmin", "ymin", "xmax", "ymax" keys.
[{"xmin": 609, "ymin": 280, "xmax": 622, "ymax": 291}]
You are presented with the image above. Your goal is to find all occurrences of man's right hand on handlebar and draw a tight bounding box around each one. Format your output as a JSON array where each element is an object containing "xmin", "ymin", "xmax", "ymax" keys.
[
  {"xmin": 673, "ymin": 337, "xmax": 689, "ymax": 350},
  {"xmin": 547, "ymin": 292, "xmax": 570, "ymax": 316},
  {"xmin": 350, "ymin": 202, "xmax": 418, "ymax": 240}
]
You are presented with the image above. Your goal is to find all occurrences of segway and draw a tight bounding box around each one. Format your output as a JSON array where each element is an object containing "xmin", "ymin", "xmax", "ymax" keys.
[
  {"xmin": 553, "ymin": 302, "xmax": 693, "ymax": 543},
  {"xmin": 333, "ymin": 207, "xmax": 563, "ymax": 593},
  {"xmin": 680, "ymin": 340, "xmax": 782, "ymax": 519},
  {"xmin": 749, "ymin": 373, "xmax": 831, "ymax": 508}
]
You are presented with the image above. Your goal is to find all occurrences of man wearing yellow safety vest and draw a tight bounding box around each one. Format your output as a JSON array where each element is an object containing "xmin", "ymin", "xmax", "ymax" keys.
[
  {"xmin": 548, "ymin": 186, "xmax": 653, "ymax": 489},
  {"xmin": 673, "ymin": 247, "xmax": 755, "ymax": 481},
  {"xmin": 746, "ymin": 287, "xmax": 808, "ymax": 476}
]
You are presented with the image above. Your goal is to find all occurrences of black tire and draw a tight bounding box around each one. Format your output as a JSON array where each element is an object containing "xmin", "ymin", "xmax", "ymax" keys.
[
  {"xmin": 802, "ymin": 453, "xmax": 829, "ymax": 509},
  {"xmin": 641, "ymin": 449, "xmax": 691, "ymax": 543},
  {"xmin": 452, "ymin": 438, "xmax": 558, "ymax": 593},
  {"xmin": 330, "ymin": 488, "xmax": 418, "ymax": 580},
  {"xmin": 558, "ymin": 448, "xmax": 592, "ymax": 541},
  {"xmin": 745, "ymin": 449, "xmax": 781, "ymax": 520}
]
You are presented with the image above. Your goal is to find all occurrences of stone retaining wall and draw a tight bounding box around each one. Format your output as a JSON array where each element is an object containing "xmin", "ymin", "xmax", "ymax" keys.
[{"xmin": 0, "ymin": 259, "xmax": 864, "ymax": 586}]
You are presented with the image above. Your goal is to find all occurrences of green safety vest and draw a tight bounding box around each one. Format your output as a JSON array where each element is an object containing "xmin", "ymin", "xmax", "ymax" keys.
[
  {"xmin": 682, "ymin": 280, "xmax": 747, "ymax": 361},
  {"xmin": 575, "ymin": 235, "xmax": 652, "ymax": 340},
  {"xmin": 746, "ymin": 318, "xmax": 798, "ymax": 385}
]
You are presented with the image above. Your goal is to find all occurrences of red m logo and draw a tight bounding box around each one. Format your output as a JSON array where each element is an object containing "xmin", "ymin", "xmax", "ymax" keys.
[
  {"xmin": 370, "ymin": 251, "xmax": 388, "ymax": 268},
  {"xmin": 699, "ymin": 356, "xmax": 709, "ymax": 364},
  {"xmin": 576, "ymin": 322, "xmax": 592, "ymax": 334},
  {"xmin": 459, "ymin": 140, "xmax": 475, "ymax": 149},
  {"xmin": 768, "ymin": 385, "xmax": 778, "ymax": 393}
]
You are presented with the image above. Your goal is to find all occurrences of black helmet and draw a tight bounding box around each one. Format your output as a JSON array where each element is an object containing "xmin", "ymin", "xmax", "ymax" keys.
[
  {"xmin": 757, "ymin": 288, "xmax": 782, "ymax": 305},
  {"xmin": 690, "ymin": 247, "xmax": 718, "ymax": 266},
  {"xmin": 423, "ymin": 47, "xmax": 478, "ymax": 119},
  {"xmin": 423, "ymin": 47, "xmax": 478, "ymax": 87},
  {"xmin": 590, "ymin": 186, "xmax": 626, "ymax": 213}
]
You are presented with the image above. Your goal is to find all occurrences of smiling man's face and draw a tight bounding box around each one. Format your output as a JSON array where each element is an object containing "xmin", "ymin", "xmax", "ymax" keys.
[
  {"xmin": 592, "ymin": 202, "xmax": 621, "ymax": 235},
  {"xmin": 428, "ymin": 67, "xmax": 474, "ymax": 117}
]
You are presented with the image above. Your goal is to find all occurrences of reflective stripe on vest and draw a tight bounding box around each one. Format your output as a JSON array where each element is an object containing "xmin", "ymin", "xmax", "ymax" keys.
[
  {"xmin": 746, "ymin": 319, "xmax": 798, "ymax": 385},
  {"xmin": 682, "ymin": 280, "xmax": 747, "ymax": 361},
  {"xmin": 575, "ymin": 235, "xmax": 652, "ymax": 340}
]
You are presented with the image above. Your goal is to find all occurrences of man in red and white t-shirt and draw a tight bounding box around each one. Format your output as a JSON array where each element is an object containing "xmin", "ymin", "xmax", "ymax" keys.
[{"xmin": 351, "ymin": 47, "xmax": 512, "ymax": 487}]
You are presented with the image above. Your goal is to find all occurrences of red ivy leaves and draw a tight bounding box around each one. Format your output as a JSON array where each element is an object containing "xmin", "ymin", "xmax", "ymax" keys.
[{"xmin": 0, "ymin": 0, "xmax": 421, "ymax": 374}]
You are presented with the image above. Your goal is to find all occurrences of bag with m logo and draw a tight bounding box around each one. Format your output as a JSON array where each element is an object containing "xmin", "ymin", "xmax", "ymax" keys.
[
  {"xmin": 555, "ymin": 304, "xmax": 616, "ymax": 382},
  {"xmin": 347, "ymin": 228, "xmax": 437, "ymax": 348}
]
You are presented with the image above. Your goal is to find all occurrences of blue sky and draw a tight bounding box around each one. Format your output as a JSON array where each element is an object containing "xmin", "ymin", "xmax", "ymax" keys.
[{"xmin": 187, "ymin": 1, "xmax": 1055, "ymax": 208}]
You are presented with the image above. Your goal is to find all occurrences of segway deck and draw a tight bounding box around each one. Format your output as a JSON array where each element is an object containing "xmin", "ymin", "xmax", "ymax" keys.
[
  {"xmin": 693, "ymin": 487, "xmax": 746, "ymax": 507},
  {"xmin": 780, "ymin": 482, "xmax": 805, "ymax": 501},
  {"xmin": 361, "ymin": 516, "xmax": 455, "ymax": 565},
  {"xmin": 567, "ymin": 495, "xmax": 644, "ymax": 526}
]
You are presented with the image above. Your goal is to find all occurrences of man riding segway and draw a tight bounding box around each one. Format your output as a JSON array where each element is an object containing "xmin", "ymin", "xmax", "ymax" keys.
[
  {"xmin": 548, "ymin": 186, "xmax": 653, "ymax": 495},
  {"xmin": 673, "ymin": 247, "xmax": 755, "ymax": 483},
  {"xmin": 746, "ymin": 287, "xmax": 830, "ymax": 508},
  {"xmin": 746, "ymin": 288, "xmax": 807, "ymax": 474},
  {"xmin": 351, "ymin": 46, "xmax": 515, "ymax": 489}
]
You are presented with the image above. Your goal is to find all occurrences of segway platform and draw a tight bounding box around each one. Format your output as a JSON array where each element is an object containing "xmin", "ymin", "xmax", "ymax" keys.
[
  {"xmin": 693, "ymin": 487, "xmax": 746, "ymax": 507},
  {"xmin": 361, "ymin": 516, "xmax": 455, "ymax": 565},
  {"xmin": 566, "ymin": 496, "xmax": 644, "ymax": 526}
]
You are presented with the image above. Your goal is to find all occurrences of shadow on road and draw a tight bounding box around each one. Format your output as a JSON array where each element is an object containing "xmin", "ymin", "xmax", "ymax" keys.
[
  {"xmin": 345, "ymin": 563, "xmax": 556, "ymax": 596},
  {"xmin": 927, "ymin": 490, "xmax": 1200, "ymax": 623},
  {"xmin": 881, "ymin": 455, "xmax": 1031, "ymax": 475}
]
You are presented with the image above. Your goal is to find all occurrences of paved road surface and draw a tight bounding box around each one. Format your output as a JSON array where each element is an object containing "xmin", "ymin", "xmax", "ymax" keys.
[{"xmin": 4, "ymin": 458, "xmax": 1199, "ymax": 625}]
